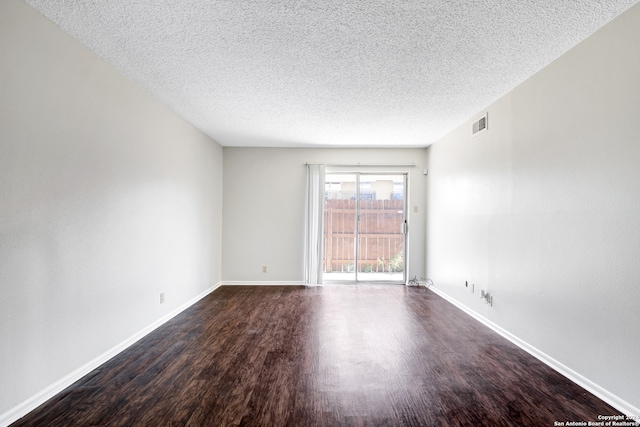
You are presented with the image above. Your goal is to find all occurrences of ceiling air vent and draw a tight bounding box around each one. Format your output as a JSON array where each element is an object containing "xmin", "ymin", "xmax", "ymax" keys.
[{"xmin": 472, "ymin": 113, "xmax": 488, "ymax": 136}]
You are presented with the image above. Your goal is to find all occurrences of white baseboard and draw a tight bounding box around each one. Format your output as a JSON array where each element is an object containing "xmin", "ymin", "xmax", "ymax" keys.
[
  {"xmin": 0, "ymin": 282, "xmax": 221, "ymax": 427},
  {"xmin": 221, "ymin": 281, "xmax": 305, "ymax": 286},
  {"xmin": 428, "ymin": 286, "xmax": 640, "ymax": 418}
]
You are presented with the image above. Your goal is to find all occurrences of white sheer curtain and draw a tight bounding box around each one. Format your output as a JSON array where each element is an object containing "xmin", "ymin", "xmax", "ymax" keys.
[{"xmin": 304, "ymin": 164, "xmax": 325, "ymax": 285}]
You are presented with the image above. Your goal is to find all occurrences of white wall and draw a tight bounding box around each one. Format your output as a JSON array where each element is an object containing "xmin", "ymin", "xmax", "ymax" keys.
[
  {"xmin": 426, "ymin": 2, "xmax": 640, "ymax": 412},
  {"xmin": 223, "ymin": 148, "xmax": 426, "ymax": 283},
  {"xmin": 0, "ymin": 0, "xmax": 223, "ymax": 419}
]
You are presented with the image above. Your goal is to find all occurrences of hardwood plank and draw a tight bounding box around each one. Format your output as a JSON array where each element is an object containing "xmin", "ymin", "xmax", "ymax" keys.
[{"xmin": 11, "ymin": 285, "xmax": 625, "ymax": 426}]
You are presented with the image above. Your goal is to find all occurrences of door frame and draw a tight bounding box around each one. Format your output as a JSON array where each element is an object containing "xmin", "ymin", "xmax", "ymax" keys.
[{"xmin": 323, "ymin": 171, "xmax": 408, "ymax": 284}]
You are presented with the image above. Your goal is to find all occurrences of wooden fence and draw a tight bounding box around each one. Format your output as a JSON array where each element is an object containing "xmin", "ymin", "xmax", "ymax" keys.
[{"xmin": 323, "ymin": 199, "xmax": 405, "ymax": 273}]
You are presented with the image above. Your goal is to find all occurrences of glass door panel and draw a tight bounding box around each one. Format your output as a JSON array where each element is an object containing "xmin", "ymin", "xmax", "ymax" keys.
[
  {"xmin": 323, "ymin": 174, "xmax": 357, "ymax": 281},
  {"xmin": 357, "ymin": 174, "xmax": 406, "ymax": 282}
]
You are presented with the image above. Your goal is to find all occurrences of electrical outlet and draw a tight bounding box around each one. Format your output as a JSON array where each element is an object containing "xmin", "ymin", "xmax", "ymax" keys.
[
  {"xmin": 160, "ymin": 292, "xmax": 165, "ymax": 304},
  {"xmin": 480, "ymin": 290, "xmax": 492, "ymax": 306},
  {"xmin": 262, "ymin": 265, "xmax": 268, "ymax": 273},
  {"xmin": 466, "ymin": 281, "xmax": 475, "ymax": 292}
]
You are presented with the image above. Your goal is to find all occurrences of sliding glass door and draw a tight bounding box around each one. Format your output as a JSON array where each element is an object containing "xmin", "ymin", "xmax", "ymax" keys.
[{"xmin": 323, "ymin": 173, "xmax": 407, "ymax": 283}]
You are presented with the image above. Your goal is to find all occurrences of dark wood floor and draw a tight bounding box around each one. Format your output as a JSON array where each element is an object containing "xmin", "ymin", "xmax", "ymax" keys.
[{"xmin": 12, "ymin": 285, "xmax": 622, "ymax": 426}]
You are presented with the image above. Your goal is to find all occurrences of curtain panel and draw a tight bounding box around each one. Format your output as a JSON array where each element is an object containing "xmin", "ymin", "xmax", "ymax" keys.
[{"xmin": 304, "ymin": 164, "xmax": 325, "ymax": 285}]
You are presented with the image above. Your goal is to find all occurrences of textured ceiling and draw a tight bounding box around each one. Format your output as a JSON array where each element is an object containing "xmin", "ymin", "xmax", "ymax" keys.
[{"xmin": 25, "ymin": 0, "xmax": 639, "ymax": 147}]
